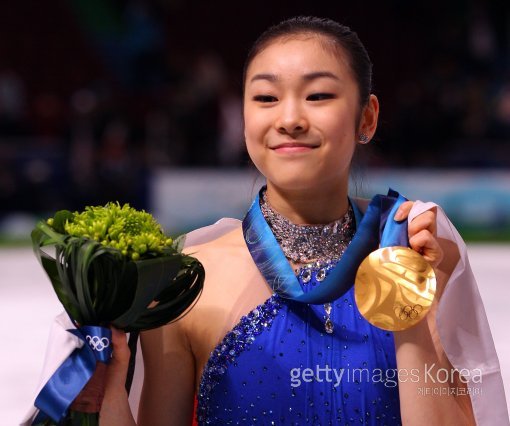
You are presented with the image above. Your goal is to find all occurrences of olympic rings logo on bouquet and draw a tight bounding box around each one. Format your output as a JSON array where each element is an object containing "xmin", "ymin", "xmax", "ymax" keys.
[{"xmin": 86, "ymin": 334, "xmax": 110, "ymax": 352}]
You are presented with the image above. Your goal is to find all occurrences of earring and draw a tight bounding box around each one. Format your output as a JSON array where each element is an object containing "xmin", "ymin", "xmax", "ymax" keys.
[{"xmin": 359, "ymin": 133, "xmax": 370, "ymax": 144}]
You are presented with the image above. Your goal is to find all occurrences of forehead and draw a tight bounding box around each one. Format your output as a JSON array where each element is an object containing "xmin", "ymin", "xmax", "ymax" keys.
[{"xmin": 246, "ymin": 34, "xmax": 351, "ymax": 79}]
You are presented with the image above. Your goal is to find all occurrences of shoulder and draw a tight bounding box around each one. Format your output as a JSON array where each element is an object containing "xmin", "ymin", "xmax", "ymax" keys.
[
  {"xmin": 182, "ymin": 218, "xmax": 259, "ymax": 317},
  {"xmin": 142, "ymin": 219, "xmax": 246, "ymax": 346},
  {"xmin": 184, "ymin": 217, "xmax": 242, "ymax": 248},
  {"xmin": 177, "ymin": 219, "xmax": 271, "ymax": 374},
  {"xmin": 182, "ymin": 223, "xmax": 255, "ymax": 302},
  {"xmin": 183, "ymin": 219, "xmax": 247, "ymax": 266}
]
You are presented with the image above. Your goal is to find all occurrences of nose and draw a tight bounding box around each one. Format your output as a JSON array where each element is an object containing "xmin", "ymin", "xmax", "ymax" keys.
[{"xmin": 275, "ymin": 99, "xmax": 309, "ymax": 135}]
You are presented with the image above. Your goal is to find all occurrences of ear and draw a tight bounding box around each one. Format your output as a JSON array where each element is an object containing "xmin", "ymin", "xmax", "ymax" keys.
[{"xmin": 357, "ymin": 94, "xmax": 379, "ymax": 143}]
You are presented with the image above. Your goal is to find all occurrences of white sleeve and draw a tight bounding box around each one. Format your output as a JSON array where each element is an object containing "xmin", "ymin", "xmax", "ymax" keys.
[
  {"xmin": 409, "ymin": 201, "xmax": 509, "ymax": 425},
  {"xmin": 19, "ymin": 313, "xmax": 82, "ymax": 426}
]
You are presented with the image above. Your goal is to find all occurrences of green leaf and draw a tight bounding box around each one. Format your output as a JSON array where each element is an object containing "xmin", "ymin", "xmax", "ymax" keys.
[
  {"xmin": 52, "ymin": 210, "xmax": 74, "ymax": 234},
  {"xmin": 171, "ymin": 234, "xmax": 186, "ymax": 252},
  {"xmin": 31, "ymin": 218, "xmax": 204, "ymax": 331}
]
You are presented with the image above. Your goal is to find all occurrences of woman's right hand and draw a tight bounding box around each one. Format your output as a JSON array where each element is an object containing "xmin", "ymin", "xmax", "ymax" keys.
[
  {"xmin": 99, "ymin": 327, "xmax": 137, "ymax": 425},
  {"xmin": 105, "ymin": 328, "xmax": 131, "ymax": 394}
]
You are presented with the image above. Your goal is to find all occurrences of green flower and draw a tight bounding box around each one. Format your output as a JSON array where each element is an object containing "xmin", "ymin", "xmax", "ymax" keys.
[{"xmin": 48, "ymin": 202, "xmax": 173, "ymax": 260}]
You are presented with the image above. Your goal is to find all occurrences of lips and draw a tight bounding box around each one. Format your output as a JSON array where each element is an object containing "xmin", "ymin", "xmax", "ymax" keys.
[{"xmin": 270, "ymin": 142, "xmax": 320, "ymax": 152}]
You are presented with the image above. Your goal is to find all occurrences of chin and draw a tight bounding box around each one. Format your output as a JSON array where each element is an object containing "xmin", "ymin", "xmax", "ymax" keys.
[{"xmin": 266, "ymin": 172, "xmax": 324, "ymax": 192}]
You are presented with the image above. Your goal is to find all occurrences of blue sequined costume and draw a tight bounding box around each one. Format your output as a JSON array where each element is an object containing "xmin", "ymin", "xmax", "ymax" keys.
[{"xmin": 198, "ymin": 263, "xmax": 402, "ymax": 425}]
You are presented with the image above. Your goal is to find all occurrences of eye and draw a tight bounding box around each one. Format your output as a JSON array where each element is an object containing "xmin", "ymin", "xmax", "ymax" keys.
[
  {"xmin": 306, "ymin": 93, "xmax": 336, "ymax": 101},
  {"xmin": 253, "ymin": 95, "xmax": 278, "ymax": 103}
]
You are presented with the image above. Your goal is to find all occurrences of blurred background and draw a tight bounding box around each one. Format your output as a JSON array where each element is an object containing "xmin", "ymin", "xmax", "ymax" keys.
[
  {"xmin": 0, "ymin": 0, "xmax": 509, "ymax": 237},
  {"xmin": 0, "ymin": 0, "xmax": 510, "ymax": 423}
]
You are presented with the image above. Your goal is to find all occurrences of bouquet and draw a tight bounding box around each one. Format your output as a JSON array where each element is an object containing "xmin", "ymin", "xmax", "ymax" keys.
[{"xmin": 30, "ymin": 202, "xmax": 204, "ymax": 426}]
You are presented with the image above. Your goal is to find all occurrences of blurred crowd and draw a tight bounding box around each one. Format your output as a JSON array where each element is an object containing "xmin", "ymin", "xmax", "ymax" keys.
[
  {"xmin": 381, "ymin": 1, "xmax": 510, "ymax": 168},
  {"xmin": 0, "ymin": 0, "xmax": 509, "ymax": 217}
]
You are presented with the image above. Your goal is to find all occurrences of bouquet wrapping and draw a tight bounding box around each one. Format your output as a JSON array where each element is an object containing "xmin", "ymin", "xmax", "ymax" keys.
[{"xmin": 29, "ymin": 203, "xmax": 204, "ymax": 426}]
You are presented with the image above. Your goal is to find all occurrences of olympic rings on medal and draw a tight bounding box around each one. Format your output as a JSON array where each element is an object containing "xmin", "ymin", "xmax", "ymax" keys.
[
  {"xmin": 86, "ymin": 334, "xmax": 110, "ymax": 352},
  {"xmin": 394, "ymin": 304, "xmax": 423, "ymax": 321}
]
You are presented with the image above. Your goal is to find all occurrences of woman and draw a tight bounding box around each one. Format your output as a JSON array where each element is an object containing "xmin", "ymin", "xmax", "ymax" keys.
[{"xmin": 28, "ymin": 16, "xmax": 507, "ymax": 426}]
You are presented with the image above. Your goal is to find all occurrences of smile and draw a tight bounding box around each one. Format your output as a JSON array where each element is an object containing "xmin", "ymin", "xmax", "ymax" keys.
[{"xmin": 270, "ymin": 142, "xmax": 319, "ymax": 154}]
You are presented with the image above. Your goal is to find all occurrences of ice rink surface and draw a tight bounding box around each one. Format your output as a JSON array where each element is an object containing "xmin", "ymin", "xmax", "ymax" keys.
[{"xmin": 1, "ymin": 245, "xmax": 509, "ymax": 425}]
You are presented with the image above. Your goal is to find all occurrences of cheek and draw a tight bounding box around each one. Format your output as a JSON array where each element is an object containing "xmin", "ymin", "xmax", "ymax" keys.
[
  {"xmin": 243, "ymin": 123, "xmax": 257, "ymax": 158},
  {"xmin": 319, "ymin": 114, "xmax": 357, "ymax": 167},
  {"xmin": 245, "ymin": 135, "xmax": 265, "ymax": 168},
  {"xmin": 243, "ymin": 110, "xmax": 268, "ymax": 148},
  {"xmin": 244, "ymin": 124, "xmax": 274, "ymax": 178},
  {"xmin": 245, "ymin": 141, "xmax": 268, "ymax": 178},
  {"xmin": 243, "ymin": 118, "xmax": 264, "ymax": 169},
  {"xmin": 318, "ymin": 113, "xmax": 355, "ymax": 146}
]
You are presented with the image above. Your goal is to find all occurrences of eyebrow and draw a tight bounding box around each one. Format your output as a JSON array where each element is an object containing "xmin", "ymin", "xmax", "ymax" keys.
[
  {"xmin": 249, "ymin": 71, "xmax": 341, "ymax": 83},
  {"xmin": 250, "ymin": 73, "xmax": 278, "ymax": 83},
  {"xmin": 303, "ymin": 71, "xmax": 340, "ymax": 82}
]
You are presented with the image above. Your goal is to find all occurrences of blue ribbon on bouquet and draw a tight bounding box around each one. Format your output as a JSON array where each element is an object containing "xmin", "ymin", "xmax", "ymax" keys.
[
  {"xmin": 242, "ymin": 187, "xmax": 409, "ymax": 304},
  {"xmin": 32, "ymin": 324, "xmax": 112, "ymax": 424}
]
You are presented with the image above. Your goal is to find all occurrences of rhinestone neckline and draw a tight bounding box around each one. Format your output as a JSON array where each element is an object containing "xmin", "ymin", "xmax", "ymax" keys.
[{"xmin": 260, "ymin": 190, "xmax": 355, "ymax": 264}]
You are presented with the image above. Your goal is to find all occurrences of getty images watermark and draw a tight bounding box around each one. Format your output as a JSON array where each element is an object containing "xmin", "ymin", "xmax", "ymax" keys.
[{"xmin": 290, "ymin": 364, "xmax": 482, "ymax": 395}]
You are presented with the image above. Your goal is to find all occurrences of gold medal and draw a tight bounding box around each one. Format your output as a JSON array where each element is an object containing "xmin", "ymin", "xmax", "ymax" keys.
[{"xmin": 354, "ymin": 246, "xmax": 436, "ymax": 331}]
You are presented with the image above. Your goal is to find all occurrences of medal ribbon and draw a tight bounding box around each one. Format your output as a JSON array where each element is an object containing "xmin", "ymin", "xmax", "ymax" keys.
[
  {"xmin": 242, "ymin": 187, "xmax": 409, "ymax": 304},
  {"xmin": 32, "ymin": 324, "xmax": 112, "ymax": 424}
]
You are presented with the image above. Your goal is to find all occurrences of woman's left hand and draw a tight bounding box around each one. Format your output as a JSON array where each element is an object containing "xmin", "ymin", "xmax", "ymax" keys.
[
  {"xmin": 393, "ymin": 202, "xmax": 475, "ymax": 426},
  {"xmin": 394, "ymin": 201, "xmax": 444, "ymax": 269}
]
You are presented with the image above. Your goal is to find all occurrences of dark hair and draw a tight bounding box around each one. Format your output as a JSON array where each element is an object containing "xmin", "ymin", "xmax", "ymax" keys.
[{"xmin": 243, "ymin": 16, "xmax": 373, "ymax": 108}]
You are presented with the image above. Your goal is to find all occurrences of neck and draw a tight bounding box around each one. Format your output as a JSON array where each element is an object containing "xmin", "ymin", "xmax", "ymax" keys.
[{"xmin": 265, "ymin": 180, "xmax": 349, "ymax": 224}]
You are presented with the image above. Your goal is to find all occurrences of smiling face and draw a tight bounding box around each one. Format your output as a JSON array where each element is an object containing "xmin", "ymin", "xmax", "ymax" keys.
[{"xmin": 244, "ymin": 34, "xmax": 374, "ymax": 194}]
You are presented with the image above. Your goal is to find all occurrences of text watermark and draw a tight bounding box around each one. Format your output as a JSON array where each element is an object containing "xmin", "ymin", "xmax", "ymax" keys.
[{"xmin": 289, "ymin": 364, "xmax": 482, "ymax": 390}]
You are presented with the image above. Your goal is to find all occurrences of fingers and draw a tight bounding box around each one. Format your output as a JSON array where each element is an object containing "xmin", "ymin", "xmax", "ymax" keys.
[
  {"xmin": 394, "ymin": 201, "xmax": 414, "ymax": 221},
  {"xmin": 111, "ymin": 327, "xmax": 130, "ymax": 365},
  {"xmin": 407, "ymin": 206, "xmax": 442, "ymax": 267},
  {"xmin": 393, "ymin": 201, "xmax": 442, "ymax": 267},
  {"xmin": 101, "ymin": 329, "xmax": 134, "ymax": 422},
  {"xmin": 408, "ymin": 208, "xmax": 437, "ymax": 237},
  {"xmin": 104, "ymin": 327, "xmax": 131, "ymax": 391},
  {"xmin": 409, "ymin": 228, "xmax": 444, "ymax": 268}
]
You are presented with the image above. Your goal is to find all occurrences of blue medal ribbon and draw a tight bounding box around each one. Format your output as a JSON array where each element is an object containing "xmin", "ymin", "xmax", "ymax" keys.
[
  {"xmin": 242, "ymin": 187, "xmax": 409, "ymax": 304},
  {"xmin": 32, "ymin": 324, "xmax": 112, "ymax": 424},
  {"xmin": 379, "ymin": 189, "xmax": 409, "ymax": 247}
]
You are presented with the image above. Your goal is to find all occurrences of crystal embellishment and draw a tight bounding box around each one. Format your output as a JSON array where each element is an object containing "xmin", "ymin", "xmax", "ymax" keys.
[
  {"xmin": 301, "ymin": 268, "xmax": 312, "ymax": 284},
  {"xmin": 260, "ymin": 190, "xmax": 355, "ymax": 264},
  {"xmin": 261, "ymin": 188, "xmax": 357, "ymax": 337},
  {"xmin": 296, "ymin": 261, "xmax": 339, "ymax": 334},
  {"xmin": 197, "ymin": 295, "xmax": 282, "ymax": 423},
  {"xmin": 325, "ymin": 318, "xmax": 334, "ymax": 334},
  {"xmin": 324, "ymin": 302, "xmax": 334, "ymax": 334},
  {"xmin": 324, "ymin": 302, "xmax": 332, "ymax": 315},
  {"xmin": 316, "ymin": 268, "xmax": 326, "ymax": 282}
]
